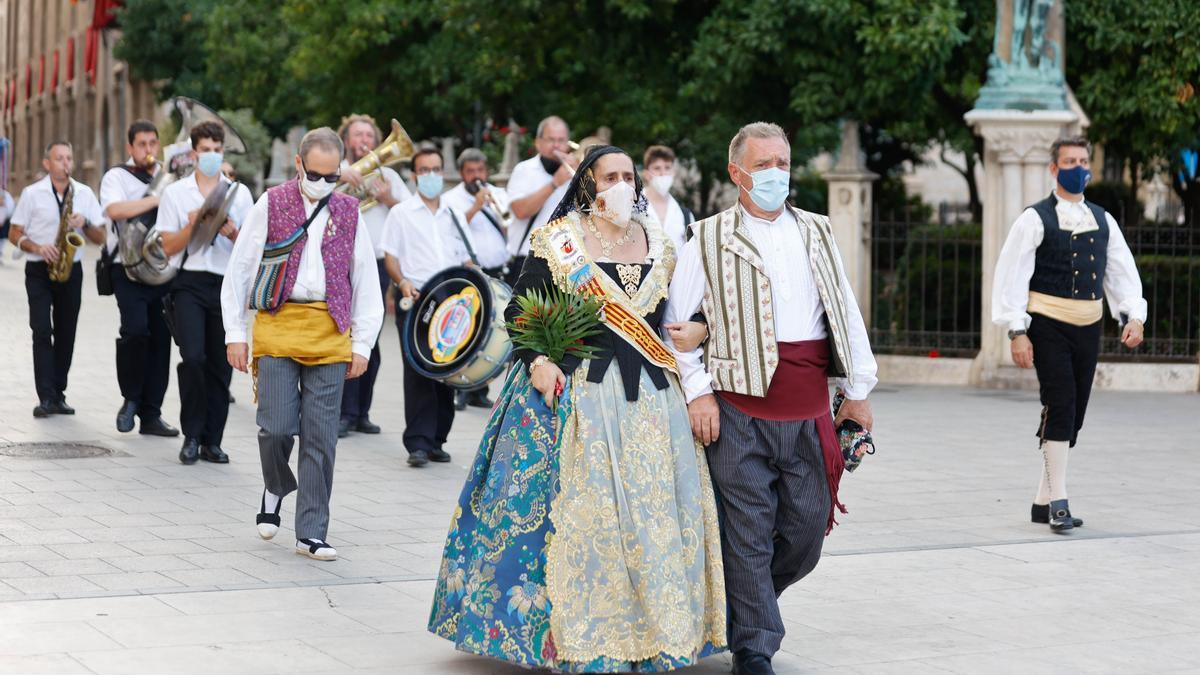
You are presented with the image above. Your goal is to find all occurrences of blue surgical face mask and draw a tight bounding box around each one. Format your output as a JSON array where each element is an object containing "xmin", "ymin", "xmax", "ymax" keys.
[
  {"xmin": 1056, "ymin": 165, "xmax": 1091, "ymax": 195},
  {"xmin": 196, "ymin": 151, "xmax": 224, "ymax": 178},
  {"xmin": 739, "ymin": 166, "xmax": 790, "ymax": 211},
  {"xmin": 417, "ymin": 172, "xmax": 443, "ymax": 199}
]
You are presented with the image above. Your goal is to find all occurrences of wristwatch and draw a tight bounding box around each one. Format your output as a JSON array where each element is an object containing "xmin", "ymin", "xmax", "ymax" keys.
[{"xmin": 1008, "ymin": 329, "xmax": 1027, "ymax": 340}]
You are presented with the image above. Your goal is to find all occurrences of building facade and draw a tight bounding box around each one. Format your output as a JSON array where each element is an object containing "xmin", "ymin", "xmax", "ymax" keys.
[{"xmin": 1, "ymin": 0, "xmax": 154, "ymax": 194}]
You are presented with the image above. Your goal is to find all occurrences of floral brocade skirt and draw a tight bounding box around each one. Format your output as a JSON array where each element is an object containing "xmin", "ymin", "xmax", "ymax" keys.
[{"xmin": 428, "ymin": 364, "xmax": 727, "ymax": 672}]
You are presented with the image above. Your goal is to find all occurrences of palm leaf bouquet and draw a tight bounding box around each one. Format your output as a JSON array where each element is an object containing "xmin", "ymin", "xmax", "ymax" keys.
[{"xmin": 506, "ymin": 285, "xmax": 605, "ymax": 409}]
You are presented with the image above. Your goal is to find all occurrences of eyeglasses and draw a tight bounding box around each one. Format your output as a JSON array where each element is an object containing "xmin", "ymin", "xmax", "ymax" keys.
[
  {"xmin": 414, "ymin": 167, "xmax": 443, "ymax": 177},
  {"xmin": 301, "ymin": 161, "xmax": 340, "ymax": 184}
]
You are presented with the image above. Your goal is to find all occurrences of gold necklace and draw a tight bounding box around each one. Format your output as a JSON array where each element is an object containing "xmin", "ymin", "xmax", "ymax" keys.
[{"xmin": 586, "ymin": 215, "xmax": 635, "ymax": 258}]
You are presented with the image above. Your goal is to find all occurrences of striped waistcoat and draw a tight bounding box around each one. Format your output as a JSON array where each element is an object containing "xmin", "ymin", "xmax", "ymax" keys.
[{"xmin": 697, "ymin": 205, "xmax": 855, "ymax": 397}]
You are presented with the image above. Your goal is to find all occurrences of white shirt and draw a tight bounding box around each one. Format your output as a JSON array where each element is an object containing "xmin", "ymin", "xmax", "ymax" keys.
[
  {"xmin": 341, "ymin": 162, "xmax": 412, "ymax": 259},
  {"xmin": 99, "ymin": 159, "xmax": 160, "ymax": 254},
  {"xmin": 221, "ymin": 188, "xmax": 384, "ymax": 358},
  {"xmin": 992, "ymin": 192, "xmax": 1147, "ymax": 331},
  {"xmin": 9, "ymin": 176, "xmax": 103, "ymax": 262},
  {"xmin": 382, "ymin": 196, "xmax": 474, "ymax": 289},
  {"xmin": 665, "ymin": 205, "xmax": 878, "ymax": 402},
  {"xmin": 1, "ymin": 190, "xmax": 14, "ymax": 224},
  {"xmin": 442, "ymin": 180, "xmax": 510, "ymax": 269},
  {"xmin": 652, "ymin": 195, "xmax": 688, "ymax": 253},
  {"xmin": 155, "ymin": 173, "xmax": 252, "ymax": 275},
  {"xmin": 505, "ymin": 155, "xmax": 556, "ymax": 256}
]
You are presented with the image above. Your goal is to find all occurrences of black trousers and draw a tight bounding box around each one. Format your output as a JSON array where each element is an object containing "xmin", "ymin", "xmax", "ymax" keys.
[
  {"xmin": 25, "ymin": 261, "xmax": 82, "ymax": 403},
  {"xmin": 397, "ymin": 307, "xmax": 455, "ymax": 454},
  {"xmin": 112, "ymin": 265, "xmax": 172, "ymax": 419},
  {"xmin": 172, "ymin": 270, "xmax": 232, "ymax": 446},
  {"xmin": 1029, "ymin": 313, "xmax": 1102, "ymax": 447},
  {"xmin": 340, "ymin": 258, "xmax": 388, "ymax": 424}
]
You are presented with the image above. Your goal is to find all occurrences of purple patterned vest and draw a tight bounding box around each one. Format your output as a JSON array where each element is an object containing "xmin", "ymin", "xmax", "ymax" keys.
[{"xmin": 264, "ymin": 180, "xmax": 358, "ymax": 333}]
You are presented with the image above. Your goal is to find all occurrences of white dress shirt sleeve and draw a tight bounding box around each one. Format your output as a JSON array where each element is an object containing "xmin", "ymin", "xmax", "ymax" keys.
[
  {"xmin": 664, "ymin": 237, "xmax": 713, "ymax": 404},
  {"xmin": 349, "ymin": 212, "xmax": 385, "ymax": 358},
  {"xmin": 75, "ymin": 186, "xmax": 105, "ymax": 230},
  {"xmin": 1102, "ymin": 213, "xmax": 1148, "ymax": 324},
  {"xmin": 9, "ymin": 188, "xmax": 32, "ymax": 226},
  {"xmin": 824, "ymin": 220, "xmax": 878, "ymax": 400},
  {"xmin": 99, "ymin": 170, "xmax": 128, "ymax": 221},
  {"xmin": 991, "ymin": 208, "xmax": 1045, "ymax": 332},
  {"xmin": 381, "ymin": 204, "xmax": 405, "ymax": 260},
  {"xmin": 220, "ymin": 194, "xmax": 271, "ymax": 344}
]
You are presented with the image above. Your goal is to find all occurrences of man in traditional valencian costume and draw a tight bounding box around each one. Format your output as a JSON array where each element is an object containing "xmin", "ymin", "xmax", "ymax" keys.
[
  {"xmin": 222, "ymin": 128, "xmax": 382, "ymax": 562},
  {"xmin": 665, "ymin": 122, "xmax": 878, "ymax": 675}
]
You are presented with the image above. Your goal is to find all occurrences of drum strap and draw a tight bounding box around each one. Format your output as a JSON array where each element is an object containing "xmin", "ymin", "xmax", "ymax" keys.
[{"xmin": 448, "ymin": 209, "xmax": 480, "ymax": 267}]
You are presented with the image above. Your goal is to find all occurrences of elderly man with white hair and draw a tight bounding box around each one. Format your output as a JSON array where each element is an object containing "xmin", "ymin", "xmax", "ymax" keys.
[
  {"xmin": 664, "ymin": 122, "xmax": 878, "ymax": 675},
  {"xmin": 222, "ymin": 127, "xmax": 383, "ymax": 562}
]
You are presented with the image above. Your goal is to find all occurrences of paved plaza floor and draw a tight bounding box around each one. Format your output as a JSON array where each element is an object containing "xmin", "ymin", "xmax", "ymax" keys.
[{"xmin": 1, "ymin": 253, "xmax": 1199, "ymax": 674}]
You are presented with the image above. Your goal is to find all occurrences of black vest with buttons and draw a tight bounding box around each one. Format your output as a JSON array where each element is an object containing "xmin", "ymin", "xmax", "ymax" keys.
[{"xmin": 1027, "ymin": 194, "xmax": 1109, "ymax": 301}]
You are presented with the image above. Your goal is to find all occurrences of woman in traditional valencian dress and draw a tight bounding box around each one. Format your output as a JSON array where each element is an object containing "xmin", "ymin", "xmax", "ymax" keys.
[{"xmin": 428, "ymin": 145, "xmax": 726, "ymax": 672}]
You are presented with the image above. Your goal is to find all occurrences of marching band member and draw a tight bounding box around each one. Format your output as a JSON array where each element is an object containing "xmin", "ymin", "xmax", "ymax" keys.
[
  {"xmin": 223, "ymin": 127, "xmax": 383, "ymax": 561},
  {"xmin": 8, "ymin": 141, "xmax": 104, "ymax": 417},
  {"xmin": 441, "ymin": 147, "xmax": 508, "ymax": 410},
  {"xmin": 337, "ymin": 113, "xmax": 412, "ymax": 437},
  {"xmin": 383, "ymin": 146, "xmax": 476, "ymax": 467},
  {"xmin": 156, "ymin": 121, "xmax": 253, "ymax": 465},
  {"xmin": 642, "ymin": 144, "xmax": 695, "ymax": 252},
  {"xmin": 99, "ymin": 120, "xmax": 179, "ymax": 437},
  {"xmin": 503, "ymin": 115, "xmax": 573, "ymax": 286}
]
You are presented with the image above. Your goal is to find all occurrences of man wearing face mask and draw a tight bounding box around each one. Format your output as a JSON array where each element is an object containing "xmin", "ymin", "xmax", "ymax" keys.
[
  {"xmin": 992, "ymin": 136, "xmax": 1146, "ymax": 533},
  {"xmin": 336, "ymin": 114, "xmax": 412, "ymax": 438},
  {"xmin": 99, "ymin": 120, "xmax": 179, "ymax": 437},
  {"xmin": 223, "ymin": 127, "xmax": 383, "ymax": 561},
  {"xmin": 382, "ymin": 146, "xmax": 477, "ymax": 467},
  {"xmin": 156, "ymin": 121, "xmax": 253, "ymax": 465},
  {"xmin": 665, "ymin": 122, "xmax": 877, "ymax": 675},
  {"xmin": 503, "ymin": 115, "xmax": 575, "ymax": 287},
  {"xmin": 642, "ymin": 144, "xmax": 695, "ymax": 252}
]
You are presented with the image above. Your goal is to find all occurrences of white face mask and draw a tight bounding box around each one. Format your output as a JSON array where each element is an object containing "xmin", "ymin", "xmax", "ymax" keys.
[
  {"xmin": 301, "ymin": 176, "xmax": 336, "ymax": 200},
  {"xmin": 592, "ymin": 181, "xmax": 636, "ymax": 228},
  {"xmin": 650, "ymin": 174, "xmax": 674, "ymax": 196}
]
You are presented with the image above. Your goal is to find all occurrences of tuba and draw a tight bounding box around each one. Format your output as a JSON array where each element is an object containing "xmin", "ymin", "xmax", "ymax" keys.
[
  {"xmin": 121, "ymin": 97, "xmax": 247, "ymax": 286},
  {"xmin": 337, "ymin": 119, "xmax": 414, "ymax": 212},
  {"xmin": 49, "ymin": 181, "xmax": 85, "ymax": 283}
]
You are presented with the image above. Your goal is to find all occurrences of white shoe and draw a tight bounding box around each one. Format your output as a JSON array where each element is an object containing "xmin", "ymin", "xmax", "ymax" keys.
[
  {"xmin": 256, "ymin": 490, "xmax": 281, "ymax": 540},
  {"xmin": 296, "ymin": 538, "xmax": 337, "ymax": 561}
]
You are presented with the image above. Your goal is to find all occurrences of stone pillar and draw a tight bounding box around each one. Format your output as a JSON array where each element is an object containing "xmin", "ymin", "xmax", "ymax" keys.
[
  {"xmin": 964, "ymin": 109, "xmax": 1079, "ymax": 387},
  {"xmin": 824, "ymin": 120, "xmax": 878, "ymax": 317}
]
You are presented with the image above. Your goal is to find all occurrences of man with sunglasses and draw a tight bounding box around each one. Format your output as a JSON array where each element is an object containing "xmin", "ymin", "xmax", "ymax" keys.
[
  {"xmin": 382, "ymin": 145, "xmax": 477, "ymax": 468},
  {"xmin": 223, "ymin": 127, "xmax": 383, "ymax": 561},
  {"xmin": 155, "ymin": 121, "xmax": 252, "ymax": 465}
]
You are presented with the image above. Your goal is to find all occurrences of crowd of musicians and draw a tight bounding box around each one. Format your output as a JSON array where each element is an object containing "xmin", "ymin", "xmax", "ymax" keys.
[{"xmin": 2, "ymin": 110, "xmax": 1146, "ymax": 675}]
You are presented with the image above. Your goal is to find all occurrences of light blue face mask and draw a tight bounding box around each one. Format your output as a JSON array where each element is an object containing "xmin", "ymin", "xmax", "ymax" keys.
[
  {"xmin": 740, "ymin": 166, "xmax": 790, "ymax": 211},
  {"xmin": 196, "ymin": 151, "xmax": 224, "ymax": 178},
  {"xmin": 417, "ymin": 172, "xmax": 443, "ymax": 199}
]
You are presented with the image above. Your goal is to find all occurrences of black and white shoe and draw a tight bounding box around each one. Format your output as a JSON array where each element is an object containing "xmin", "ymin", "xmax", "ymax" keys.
[
  {"xmin": 1031, "ymin": 503, "xmax": 1083, "ymax": 528},
  {"xmin": 256, "ymin": 491, "xmax": 282, "ymax": 540},
  {"xmin": 1048, "ymin": 499, "xmax": 1075, "ymax": 533},
  {"xmin": 296, "ymin": 538, "xmax": 337, "ymax": 561}
]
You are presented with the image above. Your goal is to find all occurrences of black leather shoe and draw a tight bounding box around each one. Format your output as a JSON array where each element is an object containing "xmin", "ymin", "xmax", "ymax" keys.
[
  {"xmin": 1032, "ymin": 503, "xmax": 1083, "ymax": 528},
  {"xmin": 338, "ymin": 418, "xmax": 352, "ymax": 439},
  {"xmin": 48, "ymin": 398, "xmax": 75, "ymax": 415},
  {"xmin": 33, "ymin": 401, "xmax": 53, "ymax": 418},
  {"xmin": 428, "ymin": 448, "xmax": 452, "ymax": 463},
  {"xmin": 200, "ymin": 445, "xmax": 229, "ymax": 463},
  {"xmin": 179, "ymin": 438, "xmax": 201, "ymax": 465},
  {"xmin": 407, "ymin": 450, "xmax": 429, "ymax": 467},
  {"xmin": 467, "ymin": 391, "xmax": 494, "ymax": 409},
  {"xmin": 139, "ymin": 417, "xmax": 180, "ymax": 437},
  {"xmin": 733, "ymin": 649, "xmax": 775, "ymax": 675},
  {"xmin": 454, "ymin": 391, "xmax": 468, "ymax": 411},
  {"xmin": 1049, "ymin": 499, "xmax": 1075, "ymax": 532},
  {"xmin": 116, "ymin": 400, "xmax": 138, "ymax": 433},
  {"xmin": 355, "ymin": 417, "xmax": 381, "ymax": 434}
]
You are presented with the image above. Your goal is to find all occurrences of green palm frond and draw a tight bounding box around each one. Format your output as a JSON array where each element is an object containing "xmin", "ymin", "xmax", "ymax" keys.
[{"xmin": 506, "ymin": 285, "xmax": 605, "ymax": 363}]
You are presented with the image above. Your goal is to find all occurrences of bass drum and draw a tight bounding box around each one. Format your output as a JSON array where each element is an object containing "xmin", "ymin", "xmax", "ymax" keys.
[{"xmin": 402, "ymin": 266, "xmax": 513, "ymax": 390}]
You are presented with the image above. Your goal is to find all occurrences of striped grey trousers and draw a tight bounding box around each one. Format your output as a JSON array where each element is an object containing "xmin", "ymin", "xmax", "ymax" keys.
[
  {"xmin": 706, "ymin": 396, "xmax": 831, "ymax": 658},
  {"xmin": 256, "ymin": 356, "xmax": 345, "ymax": 541}
]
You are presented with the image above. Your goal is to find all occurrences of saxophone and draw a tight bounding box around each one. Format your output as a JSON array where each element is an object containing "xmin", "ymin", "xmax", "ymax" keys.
[{"xmin": 48, "ymin": 181, "xmax": 85, "ymax": 283}]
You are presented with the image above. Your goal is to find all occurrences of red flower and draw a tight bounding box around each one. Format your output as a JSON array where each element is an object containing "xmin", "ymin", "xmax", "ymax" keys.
[
  {"xmin": 489, "ymin": 627, "xmax": 500, "ymax": 640},
  {"xmin": 521, "ymin": 414, "xmax": 531, "ymax": 427},
  {"xmin": 928, "ymin": 350, "xmax": 940, "ymax": 358},
  {"xmin": 498, "ymin": 126, "xmax": 510, "ymax": 134}
]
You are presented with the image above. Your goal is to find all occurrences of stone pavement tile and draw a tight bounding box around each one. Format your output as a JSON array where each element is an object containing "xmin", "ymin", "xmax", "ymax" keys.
[
  {"xmin": 88, "ymin": 512, "xmax": 173, "ymax": 528},
  {"xmin": 0, "ymin": 560, "xmax": 45, "ymax": 578},
  {"xmin": 88, "ymin": 607, "xmax": 373, "ymax": 649},
  {"xmin": 0, "ymin": 620, "xmax": 122, "ymax": 655},
  {"xmin": 0, "ymin": 544, "xmax": 65, "ymax": 563},
  {"xmin": 308, "ymin": 631, "xmax": 457, "ymax": 669},
  {"xmin": 160, "ymin": 567, "xmax": 263, "ymax": 588},
  {"xmin": 901, "ymin": 650, "xmax": 1061, "ymax": 675},
  {"xmin": 118, "ymin": 539, "xmax": 209, "ymax": 556},
  {"xmin": 28, "ymin": 558, "xmax": 123, "ymax": 577},
  {"xmin": 948, "ymin": 610, "xmax": 1171, "ymax": 648},
  {"xmin": 80, "ymin": 571, "xmax": 185, "ymax": 593},
  {"xmin": 0, "ymin": 654, "xmax": 94, "ymax": 674},
  {"xmin": 0, "ymin": 594, "xmax": 180, "ymax": 624},
  {"xmin": 71, "ymin": 640, "xmax": 350, "ymax": 675},
  {"xmin": 781, "ymin": 625, "xmax": 1011, "ymax": 668},
  {"xmin": 46, "ymin": 542, "xmax": 135, "ymax": 560},
  {"xmin": 1027, "ymin": 634, "xmax": 1200, "ymax": 672},
  {"xmin": 4, "ymin": 575, "xmax": 106, "ymax": 596},
  {"xmin": 2, "ymin": 528, "xmax": 88, "ymax": 547},
  {"xmin": 69, "ymin": 525, "xmax": 164, "ymax": 544},
  {"xmin": 103, "ymin": 554, "xmax": 197, "ymax": 574}
]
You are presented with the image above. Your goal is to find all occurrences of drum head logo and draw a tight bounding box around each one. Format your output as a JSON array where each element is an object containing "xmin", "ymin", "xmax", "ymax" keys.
[{"xmin": 428, "ymin": 287, "xmax": 482, "ymax": 364}]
